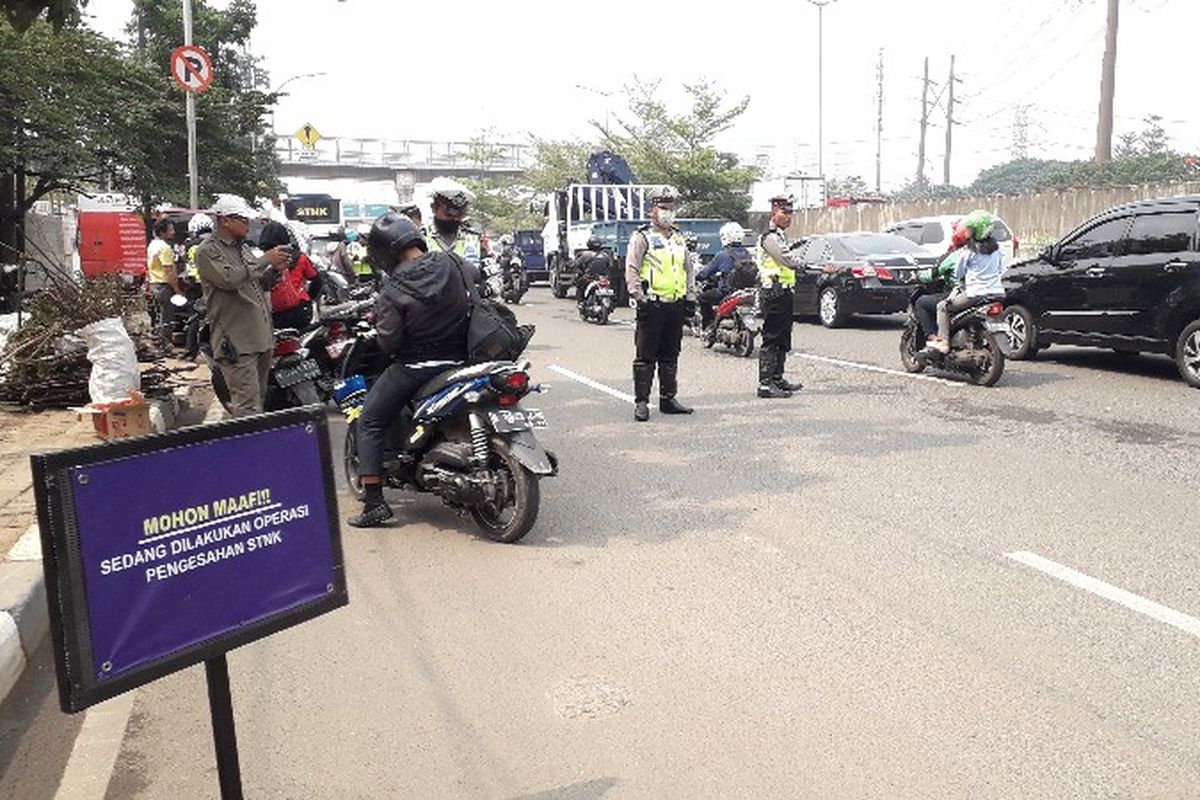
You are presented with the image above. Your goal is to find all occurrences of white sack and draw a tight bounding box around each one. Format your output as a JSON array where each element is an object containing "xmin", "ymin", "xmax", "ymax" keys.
[{"xmin": 77, "ymin": 317, "xmax": 139, "ymax": 404}]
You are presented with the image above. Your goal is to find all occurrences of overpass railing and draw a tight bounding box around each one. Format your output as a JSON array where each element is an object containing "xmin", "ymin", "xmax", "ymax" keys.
[{"xmin": 275, "ymin": 137, "xmax": 532, "ymax": 171}]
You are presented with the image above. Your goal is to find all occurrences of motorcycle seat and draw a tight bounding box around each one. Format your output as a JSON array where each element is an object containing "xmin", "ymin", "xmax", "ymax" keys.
[{"xmin": 414, "ymin": 361, "xmax": 512, "ymax": 400}]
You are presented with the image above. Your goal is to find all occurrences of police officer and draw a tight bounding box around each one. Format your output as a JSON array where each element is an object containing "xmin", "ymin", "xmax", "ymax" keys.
[
  {"xmin": 425, "ymin": 177, "xmax": 482, "ymax": 265},
  {"xmin": 756, "ymin": 194, "xmax": 804, "ymax": 398},
  {"xmin": 625, "ymin": 186, "xmax": 697, "ymax": 422}
]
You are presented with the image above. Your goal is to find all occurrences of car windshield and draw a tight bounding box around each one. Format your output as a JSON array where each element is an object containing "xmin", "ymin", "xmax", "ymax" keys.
[
  {"xmin": 514, "ymin": 231, "xmax": 542, "ymax": 248},
  {"xmin": 837, "ymin": 234, "xmax": 923, "ymax": 256}
]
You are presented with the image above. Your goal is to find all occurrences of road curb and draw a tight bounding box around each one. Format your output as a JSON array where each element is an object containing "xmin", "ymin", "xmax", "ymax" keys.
[{"xmin": 0, "ymin": 384, "xmax": 211, "ymax": 707}]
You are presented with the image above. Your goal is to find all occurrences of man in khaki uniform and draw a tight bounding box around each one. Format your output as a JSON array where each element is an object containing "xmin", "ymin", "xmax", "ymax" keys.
[{"xmin": 195, "ymin": 194, "xmax": 291, "ymax": 417}]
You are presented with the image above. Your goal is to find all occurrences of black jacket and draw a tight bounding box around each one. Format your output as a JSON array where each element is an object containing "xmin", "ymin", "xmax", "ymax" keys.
[{"xmin": 374, "ymin": 252, "xmax": 474, "ymax": 361}]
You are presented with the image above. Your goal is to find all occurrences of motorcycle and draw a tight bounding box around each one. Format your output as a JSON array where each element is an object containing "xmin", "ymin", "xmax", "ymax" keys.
[
  {"xmin": 577, "ymin": 275, "xmax": 616, "ymax": 325},
  {"xmin": 204, "ymin": 325, "xmax": 326, "ymax": 413},
  {"xmin": 335, "ymin": 340, "xmax": 557, "ymax": 543},
  {"xmin": 703, "ymin": 288, "xmax": 761, "ymax": 357},
  {"xmin": 500, "ymin": 251, "xmax": 528, "ymax": 305},
  {"xmin": 899, "ymin": 282, "xmax": 1008, "ymax": 386},
  {"xmin": 299, "ymin": 297, "xmax": 375, "ymax": 399}
]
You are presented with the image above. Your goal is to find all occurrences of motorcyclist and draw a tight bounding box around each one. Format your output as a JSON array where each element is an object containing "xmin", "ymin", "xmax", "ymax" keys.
[
  {"xmin": 425, "ymin": 177, "xmax": 482, "ymax": 265},
  {"xmin": 573, "ymin": 235, "xmax": 615, "ymax": 308},
  {"xmin": 327, "ymin": 226, "xmax": 357, "ymax": 282},
  {"xmin": 178, "ymin": 213, "xmax": 214, "ymax": 359},
  {"xmin": 927, "ymin": 210, "xmax": 1004, "ymax": 354},
  {"xmin": 756, "ymin": 194, "xmax": 804, "ymax": 398},
  {"xmin": 347, "ymin": 213, "xmax": 476, "ymax": 528},
  {"xmin": 260, "ymin": 221, "xmax": 319, "ymax": 331},
  {"xmin": 349, "ymin": 224, "xmax": 374, "ymax": 282},
  {"xmin": 696, "ymin": 221, "xmax": 754, "ymax": 331},
  {"xmin": 914, "ymin": 220, "xmax": 970, "ymax": 346}
]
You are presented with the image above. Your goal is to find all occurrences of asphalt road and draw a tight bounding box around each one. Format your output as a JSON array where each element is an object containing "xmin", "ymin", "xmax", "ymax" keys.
[{"xmin": 3, "ymin": 287, "xmax": 1199, "ymax": 798}]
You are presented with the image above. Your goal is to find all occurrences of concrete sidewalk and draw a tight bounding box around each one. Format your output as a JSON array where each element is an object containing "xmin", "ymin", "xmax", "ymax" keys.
[{"xmin": 0, "ymin": 379, "xmax": 211, "ymax": 706}]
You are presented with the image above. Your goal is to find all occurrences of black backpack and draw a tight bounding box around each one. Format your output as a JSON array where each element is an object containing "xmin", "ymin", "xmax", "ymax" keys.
[
  {"xmin": 454, "ymin": 258, "xmax": 532, "ymax": 362},
  {"xmin": 727, "ymin": 248, "xmax": 759, "ymax": 290}
]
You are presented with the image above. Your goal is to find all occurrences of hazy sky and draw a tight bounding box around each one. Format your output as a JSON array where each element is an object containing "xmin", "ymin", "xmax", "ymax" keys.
[{"xmin": 84, "ymin": 0, "xmax": 1197, "ymax": 192}]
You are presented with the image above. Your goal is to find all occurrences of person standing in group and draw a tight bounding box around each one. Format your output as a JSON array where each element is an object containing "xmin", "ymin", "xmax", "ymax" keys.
[
  {"xmin": 259, "ymin": 220, "xmax": 319, "ymax": 331},
  {"xmin": 626, "ymin": 185, "xmax": 697, "ymax": 423},
  {"xmin": 327, "ymin": 227, "xmax": 357, "ymax": 282},
  {"xmin": 147, "ymin": 217, "xmax": 182, "ymax": 348},
  {"xmin": 194, "ymin": 195, "xmax": 292, "ymax": 417},
  {"xmin": 424, "ymin": 177, "xmax": 482, "ymax": 265},
  {"xmin": 756, "ymin": 194, "xmax": 804, "ymax": 398}
]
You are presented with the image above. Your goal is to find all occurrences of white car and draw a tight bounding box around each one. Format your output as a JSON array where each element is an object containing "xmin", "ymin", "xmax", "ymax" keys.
[{"xmin": 884, "ymin": 214, "xmax": 1019, "ymax": 262}]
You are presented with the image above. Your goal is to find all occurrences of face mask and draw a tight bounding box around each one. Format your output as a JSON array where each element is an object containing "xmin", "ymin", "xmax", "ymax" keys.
[
  {"xmin": 656, "ymin": 209, "xmax": 676, "ymax": 227},
  {"xmin": 434, "ymin": 217, "xmax": 461, "ymax": 236}
]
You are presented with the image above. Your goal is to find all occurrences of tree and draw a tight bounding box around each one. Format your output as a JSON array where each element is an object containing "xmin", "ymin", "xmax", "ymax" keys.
[
  {"xmin": 825, "ymin": 175, "xmax": 870, "ymax": 198},
  {"xmin": 600, "ymin": 78, "xmax": 759, "ymax": 221},
  {"xmin": 0, "ymin": 0, "xmax": 85, "ymax": 32},
  {"xmin": 126, "ymin": 0, "xmax": 281, "ymax": 207},
  {"xmin": 971, "ymin": 158, "xmax": 1074, "ymax": 195},
  {"xmin": 0, "ymin": 17, "xmax": 172, "ymax": 259}
]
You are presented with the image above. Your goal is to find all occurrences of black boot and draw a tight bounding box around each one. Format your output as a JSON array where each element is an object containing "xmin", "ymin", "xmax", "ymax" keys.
[
  {"xmin": 773, "ymin": 350, "xmax": 803, "ymax": 392},
  {"xmin": 347, "ymin": 483, "xmax": 393, "ymax": 528},
  {"xmin": 758, "ymin": 347, "xmax": 791, "ymax": 398},
  {"xmin": 657, "ymin": 361, "xmax": 693, "ymax": 414},
  {"xmin": 633, "ymin": 361, "xmax": 653, "ymax": 422}
]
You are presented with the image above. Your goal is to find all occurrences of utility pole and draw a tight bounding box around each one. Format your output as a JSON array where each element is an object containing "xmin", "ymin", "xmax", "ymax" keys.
[
  {"xmin": 808, "ymin": 0, "xmax": 838, "ymax": 187},
  {"xmin": 182, "ymin": 0, "xmax": 199, "ymax": 210},
  {"xmin": 916, "ymin": 56, "xmax": 929, "ymax": 186},
  {"xmin": 943, "ymin": 54, "xmax": 956, "ymax": 185},
  {"xmin": 875, "ymin": 50, "xmax": 884, "ymax": 194},
  {"xmin": 1095, "ymin": 0, "xmax": 1119, "ymax": 163}
]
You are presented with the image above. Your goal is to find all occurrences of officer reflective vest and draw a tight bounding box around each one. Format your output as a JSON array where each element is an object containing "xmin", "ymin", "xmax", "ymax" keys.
[
  {"xmin": 348, "ymin": 241, "xmax": 371, "ymax": 275},
  {"xmin": 636, "ymin": 225, "xmax": 688, "ymax": 301},
  {"xmin": 426, "ymin": 229, "xmax": 481, "ymax": 265},
  {"xmin": 757, "ymin": 228, "xmax": 796, "ymax": 289}
]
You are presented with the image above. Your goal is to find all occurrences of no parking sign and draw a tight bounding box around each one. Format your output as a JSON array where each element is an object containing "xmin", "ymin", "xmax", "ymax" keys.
[{"xmin": 170, "ymin": 44, "xmax": 214, "ymax": 93}]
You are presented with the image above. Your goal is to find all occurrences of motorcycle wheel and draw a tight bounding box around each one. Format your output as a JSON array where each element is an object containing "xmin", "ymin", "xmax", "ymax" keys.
[
  {"xmin": 899, "ymin": 324, "xmax": 926, "ymax": 373},
  {"xmin": 969, "ymin": 328, "xmax": 1006, "ymax": 387},
  {"xmin": 597, "ymin": 305, "xmax": 610, "ymax": 325},
  {"xmin": 734, "ymin": 331, "xmax": 755, "ymax": 358},
  {"xmin": 207, "ymin": 357, "xmax": 235, "ymax": 414},
  {"xmin": 469, "ymin": 438, "xmax": 540, "ymax": 543},
  {"xmin": 343, "ymin": 422, "xmax": 365, "ymax": 501},
  {"xmin": 703, "ymin": 328, "xmax": 716, "ymax": 349}
]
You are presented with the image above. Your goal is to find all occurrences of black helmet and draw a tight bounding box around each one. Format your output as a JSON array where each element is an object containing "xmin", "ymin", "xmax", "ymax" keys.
[
  {"xmin": 258, "ymin": 220, "xmax": 293, "ymax": 250},
  {"xmin": 367, "ymin": 213, "xmax": 426, "ymax": 270},
  {"xmin": 586, "ymin": 235, "xmax": 603, "ymax": 251}
]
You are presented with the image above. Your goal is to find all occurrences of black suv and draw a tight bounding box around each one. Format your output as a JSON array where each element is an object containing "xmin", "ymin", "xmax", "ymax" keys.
[{"xmin": 1002, "ymin": 196, "xmax": 1200, "ymax": 387}]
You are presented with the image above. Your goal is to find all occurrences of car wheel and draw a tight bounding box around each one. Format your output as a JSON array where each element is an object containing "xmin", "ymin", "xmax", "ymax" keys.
[
  {"xmin": 1001, "ymin": 305, "xmax": 1038, "ymax": 360},
  {"xmin": 818, "ymin": 288, "xmax": 843, "ymax": 328},
  {"xmin": 1176, "ymin": 320, "xmax": 1200, "ymax": 388}
]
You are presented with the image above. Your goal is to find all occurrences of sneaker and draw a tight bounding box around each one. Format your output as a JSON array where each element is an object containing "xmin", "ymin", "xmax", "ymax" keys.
[
  {"xmin": 774, "ymin": 377, "xmax": 803, "ymax": 392},
  {"xmin": 757, "ymin": 384, "xmax": 792, "ymax": 399},
  {"xmin": 347, "ymin": 502, "xmax": 394, "ymax": 528},
  {"xmin": 925, "ymin": 337, "xmax": 950, "ymax": 354}
]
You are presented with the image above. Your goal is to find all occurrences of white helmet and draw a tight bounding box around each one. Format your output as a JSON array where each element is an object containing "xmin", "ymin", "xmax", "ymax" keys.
[
  {"xmin": 285, "ymin": 219, "xmax": 311, "ymax": 252},
  {"xmin": 428, "ymin": 176, "xmax": 476, "ymax": 209},
  {"xmin": 187, "ymin": 212, "xmax": 214, "ymax": 235},
  {"xmin": 719, "ymin": 221, "xmax": 744, "ymax": 247}
]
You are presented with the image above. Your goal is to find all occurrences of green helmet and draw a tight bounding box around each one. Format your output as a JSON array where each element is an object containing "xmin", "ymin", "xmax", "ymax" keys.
[{"xmin": 962, "ymin": 209, "xmax": 995, "ymax": 241}]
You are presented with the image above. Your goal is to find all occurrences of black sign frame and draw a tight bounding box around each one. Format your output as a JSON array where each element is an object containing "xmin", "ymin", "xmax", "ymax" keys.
[{"xmin": 31, "ymin": 407, "xmax": 347, "ymax": 714}]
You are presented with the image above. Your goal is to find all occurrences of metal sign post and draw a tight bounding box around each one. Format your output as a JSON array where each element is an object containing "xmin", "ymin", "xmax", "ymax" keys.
[{"xmin": 183, "ymin": 0, "xmax": 198, "ymax": 210}]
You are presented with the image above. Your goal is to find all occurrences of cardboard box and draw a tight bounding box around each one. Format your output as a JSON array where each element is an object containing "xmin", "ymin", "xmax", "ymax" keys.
[{"xmin": 75, "ymin": 393, "xmax": 152, "ymax": 440}]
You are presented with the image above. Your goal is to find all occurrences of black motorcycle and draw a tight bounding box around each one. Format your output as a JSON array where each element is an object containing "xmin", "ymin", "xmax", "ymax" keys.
[
  {"xmin": 204, "ymin": 325, "xmax": 325, "ymax": 412},
  {"xmin": 900, "ymin": 281, "xmax": 1008, "ymax": 386},
  {"xmin": 577, "ymin": 275, "xmax": 616, "ymax": 325},
  {"xmin": 335, "ymin": 336, "xmax": 556, "ymax": 543},
  {"xmin": 500, "ymin": 250, "xmax": 529, "ymax": 305}
]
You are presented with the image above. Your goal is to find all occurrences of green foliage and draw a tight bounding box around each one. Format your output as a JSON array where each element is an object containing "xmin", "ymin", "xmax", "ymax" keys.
[
  {"xmin": 600, "ymin": 78, "xmax": 759, "ymax": 221},
  {"xmin": 825, "ymin": 175, "xmax": 871, "ymax": 198},
  {"xmin": 0, "ymin": 0, "xmax": 85, "ymax": 32},
  {"xmin": 889, "ymin": 178, "xmax": 969, "ymax": 202},
  {"xmin": 970, "ymin": 158, "xmax": 1074, "ymax": 195},
  {"xmin": 127, "ymin": 0, "xmax": 281, "ymax": 204}
]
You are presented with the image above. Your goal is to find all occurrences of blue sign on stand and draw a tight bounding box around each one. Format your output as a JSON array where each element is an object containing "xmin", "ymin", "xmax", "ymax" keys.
[{"xmin": 32, "ymin": 408, "xmax": 347, "ymax": 713}]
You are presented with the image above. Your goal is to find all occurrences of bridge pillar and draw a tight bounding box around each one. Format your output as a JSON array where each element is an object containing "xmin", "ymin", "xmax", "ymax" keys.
[{"xmin": 393, "ymin": 171, "xmax": 416, "ymax": 204}]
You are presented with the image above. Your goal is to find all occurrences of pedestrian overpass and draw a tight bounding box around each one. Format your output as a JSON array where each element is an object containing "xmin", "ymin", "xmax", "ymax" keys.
[{"xmin": 275, "ymin": 135, "xmax": 533, "ymax": 200}]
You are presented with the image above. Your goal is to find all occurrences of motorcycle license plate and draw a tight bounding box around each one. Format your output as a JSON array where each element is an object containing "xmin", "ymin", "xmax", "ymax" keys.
[
  {"xmin": 488, "ymin": 409, "xmax": 548, "ymax": 433},
  {"xmin": 597, "ymin": 288, "xmax": 614, "ymax": 296},
  {"xmin": 275, "ymin": 359, "xmax": 321, "ymax": 388}
]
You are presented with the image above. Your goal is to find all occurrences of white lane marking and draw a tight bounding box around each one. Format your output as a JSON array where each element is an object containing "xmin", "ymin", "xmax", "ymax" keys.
[
  {"xmin": 548, "ymin": 364, "xmax": 635, "ymax": 404},
  {"xmin": 54, "ymin": 689, "xmax": 137, "ymax": 799},
  {"xmin": 1007, "ymin": 551, "xmax": 1200, "ymax": 638},
  {"xmin": 793, "ymin": 353, "xmax": 965, "ymax": 387}
]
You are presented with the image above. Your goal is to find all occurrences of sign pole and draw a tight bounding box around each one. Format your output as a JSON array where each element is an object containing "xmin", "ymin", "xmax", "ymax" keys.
[
  {"xmin": 182, "ymin": 0, "xmax": 199, "ymax": 210},
  {"xmin": 205, "ymin": 654, "xmax": 245, "ymax": 800}
]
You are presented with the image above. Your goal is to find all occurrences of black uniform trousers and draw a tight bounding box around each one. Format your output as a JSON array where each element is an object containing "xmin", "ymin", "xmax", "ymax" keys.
[
  {"xmin": 633, "ymin": 299, "xmax": 685, "ymax": 402},
  {"xmin": 761, "ymin": 289, "xmax": 793, "ymax": 352}
]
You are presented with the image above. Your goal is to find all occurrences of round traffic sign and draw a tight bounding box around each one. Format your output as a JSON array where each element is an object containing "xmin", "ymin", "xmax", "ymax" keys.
[{"xmin": 169, "ymin": 45, "xmax": 214, "ymax": 94}]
